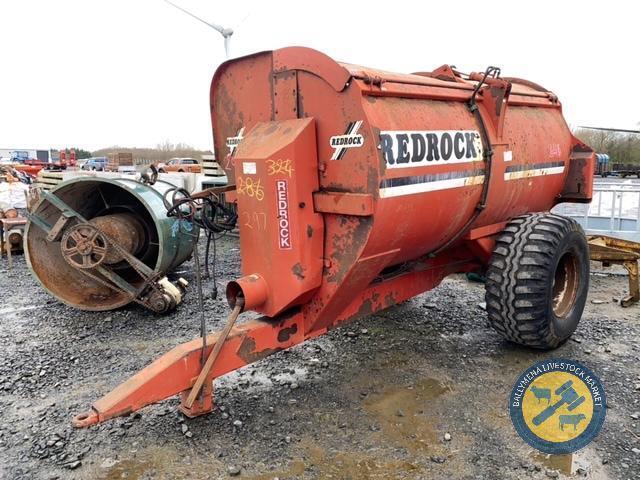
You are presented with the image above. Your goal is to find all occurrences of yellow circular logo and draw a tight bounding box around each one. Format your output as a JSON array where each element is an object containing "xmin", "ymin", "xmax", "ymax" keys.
[{"xmin": 510, "ymin": 359, "xmax": 606, "ymax": 454}]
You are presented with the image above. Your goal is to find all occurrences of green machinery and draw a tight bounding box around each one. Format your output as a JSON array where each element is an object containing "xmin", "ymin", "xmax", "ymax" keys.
[{"xmin": 25, "ymin": 177, "xmax": 197, "ymax": 312}]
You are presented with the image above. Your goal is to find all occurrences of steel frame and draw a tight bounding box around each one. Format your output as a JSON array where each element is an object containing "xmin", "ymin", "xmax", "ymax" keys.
[{"xmin": 73, "ymin": 247, "xmax": 479, "ymax": 426}]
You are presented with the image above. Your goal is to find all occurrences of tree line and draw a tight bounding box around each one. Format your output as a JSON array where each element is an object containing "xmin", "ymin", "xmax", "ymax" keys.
[
  {"xmin": 88, "ymin": 129, "xmax": 640, "ymax": 166},
  {"xmin": 574, "ymin": 127, "xmax": 640, "ymax": 165},
  {"xmin": 92, "ymin": 141, "xmax": 212, "ymax": 163}
]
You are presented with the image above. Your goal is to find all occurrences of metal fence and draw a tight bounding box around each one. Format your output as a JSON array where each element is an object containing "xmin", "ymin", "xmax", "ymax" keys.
[{"xmin": 552, "ymin": 181, "xmax": 640, "ymax": 241}]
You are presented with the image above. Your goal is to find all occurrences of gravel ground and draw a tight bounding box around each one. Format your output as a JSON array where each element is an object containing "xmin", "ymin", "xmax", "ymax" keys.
[{"xmin": 1, "ymin": 235, "xmax": 639, "ymax": 480}]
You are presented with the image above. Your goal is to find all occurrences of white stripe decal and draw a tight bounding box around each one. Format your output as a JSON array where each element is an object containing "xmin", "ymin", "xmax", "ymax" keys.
[
  {"xmin": 504, "ymin": 166, "xmax": 565, "ymax": 181},
  {"xmin": 380, "ymin": 175, "xmax": 485, "ymax": 198}
]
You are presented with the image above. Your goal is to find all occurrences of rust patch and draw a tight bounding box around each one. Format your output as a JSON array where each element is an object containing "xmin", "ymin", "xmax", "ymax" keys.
[
  {"xmin": 297, "ymin": 91, "xmax": 305, "ymax": 118},
  {"xmin": 327, "ymin": 216, "xmax": 373, "ymax": 284},
  {"xmin": 277, "ymin": 324, "xmax": 298, "ymax": 343},
  {"xmin": 572, "ymin": 142, "xmax": 593, "ymax": 153},
  {"xmin": 384, "ymin": 291, "xmax": 398, "ymax": 308},
  {"xmin": 489, "ymin": 85, "xmax": 507, "ymax": 116},
  {"xmin": 292, "ymin": 262, "xmax": 306, "ymax": 280},
  {"xmin": 237, "ymin": 336, "xmax": 283, "ymax": 364},
  {"xmin": 355, "ymin": 298, "xmax": 373, "ymax": 319},
  {"xmin": 560, "ymin": 153, "xmax": 592, "ymax": 201}
]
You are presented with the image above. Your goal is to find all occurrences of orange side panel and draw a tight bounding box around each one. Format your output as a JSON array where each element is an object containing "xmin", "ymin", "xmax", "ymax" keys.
[{"xmin": 232, "ymin": 118, "xmax": 324, "ymax": 317}]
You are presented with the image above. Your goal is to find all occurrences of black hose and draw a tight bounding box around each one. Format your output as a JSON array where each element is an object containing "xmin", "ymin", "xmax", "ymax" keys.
[
  {"xmin": 163, "ymin": 186, "xmax": 236, "ymax": 301},
  {"xmin": 426, "ymin": 66, "xmax": 499, "ymax": 258}
]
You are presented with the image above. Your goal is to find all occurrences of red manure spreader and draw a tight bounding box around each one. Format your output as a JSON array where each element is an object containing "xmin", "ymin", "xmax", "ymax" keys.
[{"xmin": 72, "ymin": 47, "xmax": 594, "ymax": 427}]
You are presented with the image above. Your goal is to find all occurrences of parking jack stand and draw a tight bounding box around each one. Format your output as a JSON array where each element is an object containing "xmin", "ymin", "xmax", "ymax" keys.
[{"xmin": 180, "ymin": 382, "xmax": 214, "ymax": 418}]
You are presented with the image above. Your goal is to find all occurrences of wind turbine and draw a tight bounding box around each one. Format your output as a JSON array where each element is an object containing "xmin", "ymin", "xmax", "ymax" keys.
[{"xmin": 162, "ymin": 0, "xmax": 234, "ymax": 58}]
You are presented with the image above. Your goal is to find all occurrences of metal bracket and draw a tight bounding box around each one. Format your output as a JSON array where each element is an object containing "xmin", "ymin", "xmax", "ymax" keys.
[
  {"xmin": 272, "ymin": 70, "xmax": 299, "ymax": 120},
  {"xmin": 46, "ymin": 211, "xmax": 74, "ymax": 242}
]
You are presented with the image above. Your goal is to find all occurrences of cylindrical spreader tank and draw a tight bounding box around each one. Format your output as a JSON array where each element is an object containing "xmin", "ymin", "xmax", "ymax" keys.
[
  {"xmin": 26, "ymin": 178, "xmax": 197, "ymax": 311},
  {"xmin": 210, "ymin": 47, "xmax": 594, "ymax": 318}
]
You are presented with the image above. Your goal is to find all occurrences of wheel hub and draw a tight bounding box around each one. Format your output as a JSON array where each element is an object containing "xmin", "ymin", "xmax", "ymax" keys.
[{"xmin": 552, "ymin": 251, "xmax": 580, "ymax": 318}]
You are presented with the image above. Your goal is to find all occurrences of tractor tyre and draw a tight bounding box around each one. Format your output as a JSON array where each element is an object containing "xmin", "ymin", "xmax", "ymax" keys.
[{"xmin": 485, "ymin": 213, "xmax": 589, "ymax": 349}]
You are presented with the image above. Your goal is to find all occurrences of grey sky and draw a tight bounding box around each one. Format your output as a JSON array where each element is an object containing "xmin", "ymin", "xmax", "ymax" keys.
[{"xmin": 1, "ymin": 0, "xmax": 638, "ymax": 151}]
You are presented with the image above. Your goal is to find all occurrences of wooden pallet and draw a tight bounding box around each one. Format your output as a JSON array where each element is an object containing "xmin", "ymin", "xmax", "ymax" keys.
[
  {"xmin": 34, "ymin": 171, "xmax": 64, "ymax": 190},
  {"xmin": 203, "ymin": 160, "xmax": 225, "ymax": 177},
  {"xmin": 107, "ymin": 152, "xmax": 134, "ymax": 171}
]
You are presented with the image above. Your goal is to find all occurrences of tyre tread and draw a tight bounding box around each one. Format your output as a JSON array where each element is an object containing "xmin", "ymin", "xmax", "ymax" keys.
[{"xmin": 485, "ymin": 213, "xmax": 586, "ymax": 349}]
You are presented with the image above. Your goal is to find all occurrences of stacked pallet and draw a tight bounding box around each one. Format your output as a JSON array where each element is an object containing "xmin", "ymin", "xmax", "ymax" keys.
[
  {"xmin": 107, "ymin": 152, "xmax": 134, "ymax": 171},
  {"xmin": 34, "ymin": 170, "xmax": 65, "ymax": 191},
  {"xmin": 201, "ymin": 155, "xmax": 225, "ymax": 178},
  {"xmin": 202, "ymin": 160, "xmax": 225, "ymax": 177}
]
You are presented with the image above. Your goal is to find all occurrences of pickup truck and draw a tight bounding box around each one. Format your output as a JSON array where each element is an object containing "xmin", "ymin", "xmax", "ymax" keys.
[{"xmin": 158, "ymin": 158, "xmax": 202, "ymax": 173}]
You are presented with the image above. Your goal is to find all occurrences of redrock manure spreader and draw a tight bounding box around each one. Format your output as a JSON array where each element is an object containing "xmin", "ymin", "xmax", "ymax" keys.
[{"xmin": 71, "ymin": 47, "xmax": 594, "ymax": 426}]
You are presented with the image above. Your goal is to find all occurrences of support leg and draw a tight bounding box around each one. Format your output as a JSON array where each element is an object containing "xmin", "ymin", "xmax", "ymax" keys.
[
  {"xmin": 180, "ymin": 381, "xmax": 214, "ymax": 418},
  {"xmin": 622, "ymin": 260, "xmax": 639, "ymax": 307},
  {"xmin": 0, "ymin": 224, "xmax": 4, "ymax": 263},
  {"xmin": 7, "ymin": 231, "xmax": 12, "ymax": 270}
]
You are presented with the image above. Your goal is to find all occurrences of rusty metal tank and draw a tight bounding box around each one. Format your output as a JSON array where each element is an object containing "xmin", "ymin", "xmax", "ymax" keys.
[
  {"xmin": 210, "ymin": 47, "xmax": 594, "ymax": 321},
  {"xmin": 25, "ymin": 177, "xmax": 197, "ymax": 311}
]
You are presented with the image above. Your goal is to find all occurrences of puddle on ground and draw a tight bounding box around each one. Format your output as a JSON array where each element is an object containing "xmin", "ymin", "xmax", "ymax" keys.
[
  {"xmin": 363, "ymin": 378, "xmax": 450, "ymax": 453},
  {"xmin": 245, "ymin": 442, "xmax": 422, "ymax": 480},
  {"xmin": 531, "ymin": 452, "xmax": 573, "ymax": 474},
  {"xmin": 97, "ymin": 446, "xmax": 214, "ymax": 480},
  {"xmin": 244, "ymin": 375, "xmax": 448, "ymax": 480},
  {"xmin": 245, "ymin": 459, "xmax": 306, "ymax": 480},
  {"xmin": 530, "ymin": 447, "xmax": 614, "ymax": 479}
]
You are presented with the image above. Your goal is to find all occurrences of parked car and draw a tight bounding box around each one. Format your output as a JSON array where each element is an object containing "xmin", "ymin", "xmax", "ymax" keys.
[
  {"xmin": 158, "ymin": 158, "xmax": 202, "ymax": 173},
  {"xmin": 81, "ymin": 157, "xmax": 108, "ymax": 171}
]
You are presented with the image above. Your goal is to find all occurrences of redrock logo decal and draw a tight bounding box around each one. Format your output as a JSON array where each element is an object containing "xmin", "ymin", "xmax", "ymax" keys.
[
  {"xmin": 330, "ymin": 121, "xmax": 364, "ymax": 160},
  {"xmin": 226, "ymin": 127, "xmax": 245, "ymax": 155},
  {"xmin": 276, "ymin": 180, "xmax": 291, "ymax": 250},
  {"xmin": 380, "ymin": 130, "xmax": 483, "ymax": 168}
]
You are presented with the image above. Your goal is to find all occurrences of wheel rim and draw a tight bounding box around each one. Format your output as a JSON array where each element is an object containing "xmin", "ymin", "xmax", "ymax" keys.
[{"xmin": 552, "ymin": 251, "xmax": 580, "ymax": 318}]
